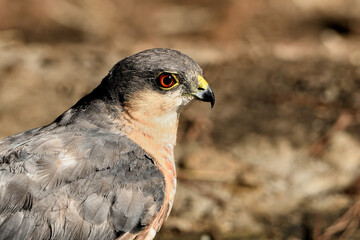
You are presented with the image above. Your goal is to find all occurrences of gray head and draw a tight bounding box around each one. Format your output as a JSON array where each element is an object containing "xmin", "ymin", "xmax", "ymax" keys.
[{"xmin": 78, "ymin": 48, "xmax": 214, "ymax": 114}]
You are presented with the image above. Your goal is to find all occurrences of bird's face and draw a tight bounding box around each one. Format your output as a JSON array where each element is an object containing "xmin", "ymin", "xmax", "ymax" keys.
[
  {"xmin": 153, "ymin": 71, "xmax": 214, "ymax": 109},
  {"xmin": 107, "ymin": 48, "xmax": 214, "ymax": 116}
]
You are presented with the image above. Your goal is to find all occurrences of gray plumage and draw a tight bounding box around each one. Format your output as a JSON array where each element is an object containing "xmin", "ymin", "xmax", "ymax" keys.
[
  {"xmin": 0, "ymin": 48, "xmax": 214, "ymax": 240},
  {"xmin": 0, "ymin": 116, "xmax": 165, "ymax": 239}
]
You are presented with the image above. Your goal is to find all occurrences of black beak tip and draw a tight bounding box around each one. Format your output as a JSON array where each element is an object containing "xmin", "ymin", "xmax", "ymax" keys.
[
  {"xmin": 195, "ymin": 86, "xmax": 215, "ymax": 108},
  {"xmin": 209, "ymin": 92, "xmax": 215, "ymax": 108},
  {"xmin": 208, "ymin": 86, "xmax": 215, "ymax": 109}
]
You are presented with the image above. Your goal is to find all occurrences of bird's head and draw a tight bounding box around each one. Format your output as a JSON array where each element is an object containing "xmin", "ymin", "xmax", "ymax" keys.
[{"xmin": 100, "ymin": 48, "xmax": 214, "ymax": 116}]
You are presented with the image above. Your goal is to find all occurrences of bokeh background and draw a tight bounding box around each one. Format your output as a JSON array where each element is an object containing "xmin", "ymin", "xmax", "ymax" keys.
[{"xmin": 1, "ymin": 0, "xmax": 360, "ymax": 239}]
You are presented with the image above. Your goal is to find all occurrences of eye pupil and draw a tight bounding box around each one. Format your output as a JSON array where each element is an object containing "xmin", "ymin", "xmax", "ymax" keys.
[{"xmin": 162, "ymin": 76, "xmax": 173, "ymax": 86}]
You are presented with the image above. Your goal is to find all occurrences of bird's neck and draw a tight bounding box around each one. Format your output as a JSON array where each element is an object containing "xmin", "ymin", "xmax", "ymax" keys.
[
  {"xmin": 120, "ymin": 107, "xmax": 179, "ymax": 160},
  {"xmin": 117, "ymin": 90, "xmax": 182, "ymax": 165},
  {"xmin": 120, "ymin": 104, "xmax": 179, "ymax": 168}
]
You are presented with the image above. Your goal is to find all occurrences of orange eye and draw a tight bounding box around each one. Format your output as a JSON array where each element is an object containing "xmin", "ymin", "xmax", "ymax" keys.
[{"xmin": 158, "ymin": 73, "xmax": 178, "ymax": 89}]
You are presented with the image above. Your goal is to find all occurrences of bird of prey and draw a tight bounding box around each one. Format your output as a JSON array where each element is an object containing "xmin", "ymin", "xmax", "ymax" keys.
[{"xmin": 0, "ymin": 48, "xmax": 214, "ymax": 240}]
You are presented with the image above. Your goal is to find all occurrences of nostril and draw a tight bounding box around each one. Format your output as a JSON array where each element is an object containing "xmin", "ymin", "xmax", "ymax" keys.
[{"xmin": 198, "ymin": 87, "xmax": 205, "ymax": 91}]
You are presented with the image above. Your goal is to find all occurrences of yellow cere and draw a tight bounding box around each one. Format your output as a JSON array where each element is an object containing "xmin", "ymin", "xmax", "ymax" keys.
[{"xmin": 198, "ymin": 75, "xmax": 209, "ymax": 90}]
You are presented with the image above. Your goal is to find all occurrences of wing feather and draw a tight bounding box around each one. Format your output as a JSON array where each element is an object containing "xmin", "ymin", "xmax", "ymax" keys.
[{"xmin": 0, "ymin": 124, "xmax": 165, "ymax": 240}]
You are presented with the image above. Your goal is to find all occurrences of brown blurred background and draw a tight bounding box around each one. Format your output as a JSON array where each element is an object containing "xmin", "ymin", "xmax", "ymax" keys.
[{"xmin": 1, "ymin": 0, "xmax": 360, "ymax": 239}]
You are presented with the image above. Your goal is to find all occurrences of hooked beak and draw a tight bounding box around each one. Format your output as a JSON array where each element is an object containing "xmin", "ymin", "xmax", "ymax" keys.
[{"xmin": 192, "ymin": 75, "xmax": 215, "ymax": 108}]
